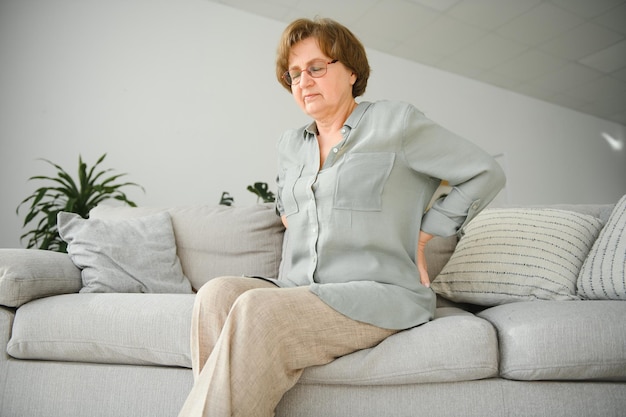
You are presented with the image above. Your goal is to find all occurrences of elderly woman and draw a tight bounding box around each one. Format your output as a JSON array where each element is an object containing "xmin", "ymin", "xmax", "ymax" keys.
[{"xmin": 179, "ymin": 17, "xmax": 505, "ymax": 417}]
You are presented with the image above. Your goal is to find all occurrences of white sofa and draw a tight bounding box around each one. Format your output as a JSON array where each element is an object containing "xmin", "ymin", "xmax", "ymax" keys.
[{"xmin": 1, "ymin": 199, "xmax": 625, "ymax": 417}]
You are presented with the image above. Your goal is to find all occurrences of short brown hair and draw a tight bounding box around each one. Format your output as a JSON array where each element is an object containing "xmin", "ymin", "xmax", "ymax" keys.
[{"xmin": 276, "ymin": 18, "xmax": 370, "ymax": 98}]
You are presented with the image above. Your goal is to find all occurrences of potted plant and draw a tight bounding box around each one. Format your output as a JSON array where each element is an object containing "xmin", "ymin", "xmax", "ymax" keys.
[
  {"xmin": 219, "ymin": 182, "xmax": 275, "ymax": 206},
  {"xmin": 16, "ymin": 153, "xmax": 144, "ymax": 252}
]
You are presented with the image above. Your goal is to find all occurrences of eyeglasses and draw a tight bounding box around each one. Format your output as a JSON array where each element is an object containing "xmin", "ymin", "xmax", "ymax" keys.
[{"xmin": 282, "ymin": 60, "xmax": 338, "ymax": 86}]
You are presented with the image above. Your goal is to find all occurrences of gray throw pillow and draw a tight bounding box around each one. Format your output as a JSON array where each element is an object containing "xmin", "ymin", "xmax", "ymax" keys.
[{"xmin": 58, "ymin": 211, "xmax": 192, "ymax": 294}]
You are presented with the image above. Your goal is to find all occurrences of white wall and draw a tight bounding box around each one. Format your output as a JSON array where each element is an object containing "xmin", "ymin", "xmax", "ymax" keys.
[
  {"xmin": 364, "ymin": 51, "xmax": 626, "ymax": 208},
  {"xmin": 1, "ymin": 0, "xmax": 624, "ymax": 248}
]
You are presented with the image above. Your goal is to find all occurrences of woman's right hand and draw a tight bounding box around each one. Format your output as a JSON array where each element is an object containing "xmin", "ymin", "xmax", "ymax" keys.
[{"xmin": 417, "ymin": 231, "xmax": 434, "ymax": 287}]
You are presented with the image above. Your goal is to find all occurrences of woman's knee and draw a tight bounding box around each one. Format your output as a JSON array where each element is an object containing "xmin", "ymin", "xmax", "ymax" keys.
[
  {"xmin": 197, "ymin": 276, "xmax": 233, "ymax": 296},
  {"xmin": 229, "ymin": 287, "xmax": 293, "ymax": 325},
  {"xmin": 231, "ymin": 288, "xmax": 264, "ymax": 311},
  {"xmin": 194, "ymin": 276, "xmax": 246, "ymax": 311},
  {"xmin": 196, "ymin": 277, "xmax": 276, "ymax": 311}
]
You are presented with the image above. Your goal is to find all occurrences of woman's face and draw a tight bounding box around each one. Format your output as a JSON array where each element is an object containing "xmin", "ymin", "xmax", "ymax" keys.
[{"xmin": 288, "ymin": 37, "xmax": 357, "ymax": 121}]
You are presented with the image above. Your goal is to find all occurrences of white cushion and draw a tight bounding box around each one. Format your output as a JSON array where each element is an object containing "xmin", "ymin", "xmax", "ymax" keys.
[
  {"xmin": 479, "ymin": 301, "xmax": 626, "ymax": 381},
  {"xmin": 300, "ymin": 307, "xmax": 498, "ymax": 385},
  {"xmin": 577, "ymin": 194, "xmax": 626, "ymax": 300},
  {"xmin": 8, "ymin": 293, "xmax": 193, "ymax": 367},
  {"xmin": 431, "ymin": 208, "xmax": 604, "ymax": 306},
  {"xmin": 58, "ymin": 211, "xmax": 192, "ymax": 294}
]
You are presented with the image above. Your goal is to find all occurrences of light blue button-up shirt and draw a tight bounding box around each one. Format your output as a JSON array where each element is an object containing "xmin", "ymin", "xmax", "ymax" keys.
[{"xmin": 272, "ymin": 100, "xmax": 505, "ymax": 330}]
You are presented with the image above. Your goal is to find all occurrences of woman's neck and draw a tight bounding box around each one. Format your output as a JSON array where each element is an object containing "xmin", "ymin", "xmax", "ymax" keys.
[
  {"xmin": 315, "ymin": 101, "xmax": 357, "ymax": 169},
  {"xmin": 315, "ymin": 100, "xmax": 357, "ymax": 137}
]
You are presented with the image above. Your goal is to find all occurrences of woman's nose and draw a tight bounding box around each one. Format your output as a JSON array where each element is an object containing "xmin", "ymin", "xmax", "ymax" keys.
[{"xmin": 299, "ymin": 70, "xmax": 314, "ymax": 86}]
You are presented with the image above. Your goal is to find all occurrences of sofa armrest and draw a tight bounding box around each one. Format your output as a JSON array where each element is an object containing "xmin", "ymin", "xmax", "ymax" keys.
[
  {"xmin": 0, "ymin": 249, "xmax": 82, "ymax": 307},
  {"xmin": 0, "ymin": 305, "xmax": 15, "ymax": 400}
]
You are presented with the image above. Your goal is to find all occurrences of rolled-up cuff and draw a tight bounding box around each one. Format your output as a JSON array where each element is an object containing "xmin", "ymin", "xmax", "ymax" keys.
[
  {"xmin": 421, "ymin": 208, "xmax": 461, "ymax": 237},
  {"xmin": 422, "ymin": 185, "xmax": 484, "ymax": 238}
]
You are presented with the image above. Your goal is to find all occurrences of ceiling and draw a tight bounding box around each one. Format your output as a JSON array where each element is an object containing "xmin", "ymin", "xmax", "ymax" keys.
[{"xmin": 207, "ymin": 0, "xmax": 626, "ymax": 126}]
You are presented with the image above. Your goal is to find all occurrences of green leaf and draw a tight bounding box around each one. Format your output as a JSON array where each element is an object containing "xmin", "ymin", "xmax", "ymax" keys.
[{"xmin": 246, "ymin": 182, "xmax": 275, "ymax": 203}]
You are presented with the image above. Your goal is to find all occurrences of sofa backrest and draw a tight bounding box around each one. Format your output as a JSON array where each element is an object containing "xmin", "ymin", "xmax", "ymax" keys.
[
  {"xmin": 90, "ymin": 203, "xmax": 285, "ymax": 291},
  {"xmin": 90, "ymin": 202, "xmax": 615, "ymax": 292}
]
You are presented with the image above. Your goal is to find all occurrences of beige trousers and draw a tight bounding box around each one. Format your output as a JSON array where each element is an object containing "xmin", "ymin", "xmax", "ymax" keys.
[{"xmin": 178, "ymin": 276, "xmax": 397, "ymax": 417}]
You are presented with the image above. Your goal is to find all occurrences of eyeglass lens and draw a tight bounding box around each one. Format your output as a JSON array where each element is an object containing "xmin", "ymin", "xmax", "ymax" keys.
[{"xmin": 284, "ymin": 60, "xmax": 334, "ymax": 85}]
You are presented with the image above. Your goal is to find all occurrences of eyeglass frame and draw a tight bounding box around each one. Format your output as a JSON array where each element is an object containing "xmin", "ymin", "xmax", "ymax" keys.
[{"xmin": 282, "ymin": 59, "xmax": 339, "ymax": 86}]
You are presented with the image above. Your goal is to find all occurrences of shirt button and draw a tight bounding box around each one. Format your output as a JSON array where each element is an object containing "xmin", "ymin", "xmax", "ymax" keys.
[
  {"xmin": 341, "ymin": 128, "xmax": 346, "ymax": 134},
  {"xmin": 333, "ymin": 148, "xmax": 338, "ymax": 153}
]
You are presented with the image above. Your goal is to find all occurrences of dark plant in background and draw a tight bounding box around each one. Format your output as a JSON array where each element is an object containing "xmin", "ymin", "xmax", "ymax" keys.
[
  {"xmin": 219, "ymin": 191, "xmax": 235, "ymax": 206},
  {"xmin": 247, "ymin": 182, "xmax": 276, "ymax": 203},
  {"xmin": 16, "ymin": 153, "xmax": 144, "ymax": 252},
  {"xmin": 219, "ymin": 182, "xmax": 275, "ymax": 206}
]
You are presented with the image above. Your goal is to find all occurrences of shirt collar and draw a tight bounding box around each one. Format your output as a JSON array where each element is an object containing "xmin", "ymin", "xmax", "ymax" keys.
[{"xmin": 302, "ymin": 101, "xmax": 372, "ymax": 140}]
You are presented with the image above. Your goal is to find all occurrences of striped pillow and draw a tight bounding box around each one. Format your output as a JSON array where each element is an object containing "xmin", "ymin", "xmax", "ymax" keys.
[
  {"xmin": 431, "ymin": 208, "xmax": 604, "ymax": 306},
  {"xmin": 577, "ymin": 195, "xmax": 626, "ymax": 300}
]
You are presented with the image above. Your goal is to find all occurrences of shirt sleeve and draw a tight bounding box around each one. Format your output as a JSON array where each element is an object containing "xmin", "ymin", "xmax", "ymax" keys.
[{"xmin": 400, "ymin": 104, "xmax": 506, "ymax": 237}]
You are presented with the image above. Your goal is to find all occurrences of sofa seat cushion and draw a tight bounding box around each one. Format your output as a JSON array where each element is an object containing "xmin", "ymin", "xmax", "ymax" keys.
[
  {"xmin": 299, "ymin": 307, "xmax": 499, "ymax": 385},
  {"xmin": 7, "ymin": 293, "xmax": 194, "ymax": 367},
  {"xmin": 478, "ymin": 301, "xmax": 626, "ymax": 381},
  {"xmin": 8, "ymin": 300, "xmax": 498, "ymax": 385}
]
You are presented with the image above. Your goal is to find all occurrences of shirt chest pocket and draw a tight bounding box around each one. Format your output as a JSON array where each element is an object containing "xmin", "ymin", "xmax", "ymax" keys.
[{"xmin": 334, "ymin": 152, "xmax": 396, "ymax": 211}]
